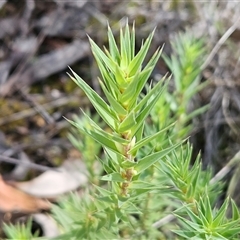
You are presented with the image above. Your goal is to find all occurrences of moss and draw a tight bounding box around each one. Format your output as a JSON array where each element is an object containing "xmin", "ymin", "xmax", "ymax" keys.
[{"xmin": 0, "ymin": 98, "xmax": 29, "ymax": 131}]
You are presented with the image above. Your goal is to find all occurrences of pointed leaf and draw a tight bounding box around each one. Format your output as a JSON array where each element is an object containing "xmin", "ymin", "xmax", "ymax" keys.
[
  {"xmin": 185, "ymin": 104, "xmax": 210, "ymax": 122},
  {"xmin": 134, "ymin": 75, "xmax": 168, "ymax": 113},
  {"xmin": 121, "ymin": 47, "xmax": 163, "ymax": 106},
  {"xmin": 128, "ymin": 180, "xmax": 167, "ymax": 190},
  {"xmin": 94, "ymin": 57, "xmax": 120, "ymax": 98},
  {"xmin": 121, "ymin": 160, "xmax": 137, "ymax": 168},
  {"xmin": 128, "ymin": 122, "xmax": 175, "ymax": 155},
  {"xmin": 100, "ymin": 173, "xmax": 125, "ymax": 182},
  {"xmin": 115, "ymin": 63, "xmax": 127, "ymax": 86},
  {"xmin": 124, "ymin": 22, "xmax": 131, "ymax": 63},
  {"xmin": 104, "ymin": 147, "xmax": 124, "ymax": 167},
  {"xmin": 163, "ymin": 54, "xmax": 181, "ymax": 91},
  {"xmin": 184, "ymin": 205, "xmax": 202, "ymax": 224},
  {"xmin": 69, "ymin": 68, "xmax": 118, "ymax": 129},
  {"xmin": 81, "ymin": 110, "xmax": 129, "ymax": 144},
  {"xmin": 135, "ymin": 122, "xmax": 144, "ymax": 143},
  {"xmin": 135, "ymin": 141, "xmax": 183, "ymax": 173},
  {"xmin": 212, "ymin": 198, "xmax": 229, "ymax": 227},
  {"xmin": 94, "ymin": 184, "xmax": 112, "ymax": 197},
  {"xmin": 88, "ymin": 36, "xmax": 116, "ymax": 73},
  {"xmin": 130, "ymin": 22, "xmax": 135, "ymax": 60},
  {"xmin": 131, "ymin": 82, "xmax": 166, "ymax": 136},
  {"xmin": 204, "ymin": 196, "xmax": 213, "ymax": 224},
  {"xmin": 231, "ymin": 199, "xmax": 240, "ymax": 221},
  {"xmin": 97, "ymin": 156, "xmax": 115, "ymax": 174},
  {"xmin": 66, "ymin": 119, "xmax": 119, "ymax": 153},
  {"xmin": 99, "ymin": 79, "xmax": 127, "ymax": 116},
  {"xmin": 107, "ymin": 24, "xmax": 120, "ymax": 63},
  {"xmin": 128, "ymin": 29, "xmax": 155, "ymax": 76},
  {"xmin": 118, "ymin": 111, "xmax": 136, "ymax": 133}
]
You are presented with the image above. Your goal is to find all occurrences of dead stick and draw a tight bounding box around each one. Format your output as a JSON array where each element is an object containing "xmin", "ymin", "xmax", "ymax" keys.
[{"xmin": 0, "ymin": 155, "xmax": 55, "ymax": 172}]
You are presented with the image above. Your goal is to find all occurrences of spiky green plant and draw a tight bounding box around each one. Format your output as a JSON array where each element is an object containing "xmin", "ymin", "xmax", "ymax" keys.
[
  {"xmin": 4, "ymin": 23, "xmax": 240, "ymax": 240},
  {"xmin": 50, "ymin": 23, "xmax": 182, "ymax": 239},
  {"xmin": 151, "ymin": 32, "xmax": 209, "ymax": 145},
  {"xmin": 3, "ymin": 219, "xmax": 39, "ymax": 240},
  {"xmin": 66, "ymin": 23, "xmax": 180, "ymax": 199}
]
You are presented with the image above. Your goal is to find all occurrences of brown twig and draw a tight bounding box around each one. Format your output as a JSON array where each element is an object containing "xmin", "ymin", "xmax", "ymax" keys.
[
  {"xmin": 19, "ymin": 89, "xmax": 55, "ymax": 125},
  {"xmin": 0, "ymin": 155, "xmax": 54, "ymax": 172},
  {"xmin": 0, "ymin": 95, "xmax": 83, "ymax": 126},
  {"xmin": 201, "ymin": 15, "xmax": 240, "ymax": 70}
]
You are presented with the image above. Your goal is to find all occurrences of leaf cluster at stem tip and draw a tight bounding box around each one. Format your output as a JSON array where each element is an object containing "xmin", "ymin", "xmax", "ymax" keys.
[{"xmin": 67, "ymin": 22, "xmax": 178, "ymax": 199}]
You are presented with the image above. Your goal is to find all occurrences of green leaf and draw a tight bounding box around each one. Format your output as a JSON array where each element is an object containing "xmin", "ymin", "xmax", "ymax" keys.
[
  {"xmin": 129, "ymin": 188, "xmax": 154, "ymax": 198},
  {"xmin": 104, "ymin": 147, "xmax": 124, "ymax": 167},
  {"xmin": 231, "ymin": 199, "xmax": 240, "ymax": 221},
  {"xmin": 94, "ymin": 56, "xmax": 120, "ymax": 98},
  {"xmin": 130, "ymin": 22, "xmax": 135, "ymax": 60},
  {"xmin": 128, "ymin": 122, "xmax": 175, "ymax": 155},
  {"xmin": 212, "ymin": 198, "xmax": 229, "ymax": 227},
  {"xmin": 115, "ymin": 209, "xmax": 129, "ymax": 223},
  {"xmin": 97, "ymin": 195, "xmax": 118, "ymax": 204},
  {"xmin": 174, "ymin": 213, "xmax": 201, "ymax": 231},
  {"xmin": 119, "ymin": 71, "xmax": 141, "ymax": 107},
  {"xmin": 184, "ymin": 205, "xmax": 202, "ymax": 224},
  {"xmin": 122, "ymin": 201, "xmax": 142, "ymax": 215},
  {"xmin": 135, "ymin": 122, "xmax": 144, "ymax": 143},
  {"xmin": 121, "ymin": 160, "xmax": 137, "ymax": 168},
  {"xmin": 191, "ymin": 163, "xmax": 201, "ymax": 197},
  {"xmin": 100, "ymin": 173, "xmax": 125, "ymax": 182},
  {"xmin": 96, "ymin": 228, "xmax": 118, "ymax": 239},
  {"xmin": 131, "ymin": 80, "xmax": 167, "ymax": 136},
  {"xmin": 120, "ymin": 27, "xmax": 128, "ymax": 69},
  {"xmin": 69, "ymin": 68, "xmax": 118, "ymax": 129},
  {"xmin": 135, "ymin": 141, "xmax": 183, "ymax": 174},
  {"xmin": 66, "ymin": 118, "xmax": 120, "ymax": 153},
  {"xmin": 173, "ymin": 230, "xmax": 195, "ymax": 239},
  {"xmin": 128, "ymin": 29, "xmax": 155, "ymax": 77},
  {"xmin": 185, "ymin": 104, "xmax": 210, "ymax": 122},
  {"xmin": 219, "ymin": 220, "xmax": 240, "ymax": 234},
  {"xmin": 121, "ymin": 47, "xmax": 163, "ymax": 108},
  {"xmin": 134, "ymin": 75, "xmax": 168, "ymax": 113},
  {"xmin": 107, "ymin": 24, "xmax": 120, "ymax": 63},
  {"xmin": 163, "ymin": 54, "xmax": 181, "ymax": 91},
  {"xmin": 99, "ymin": 79, "xmax": 127, "ymax": 116},
  {"xmin": 88, "ymin": 36, "xmax": 116, "ymax": 74},
  {"xmin": 203, "ymin": 196, "xmax": 213, "ymax": 224},
  {"xmin": 97, "ymin": 156, "xmax": 116, "ymax": 174},
  {"xmin": 118, "ymin": 111, "xmax": 136, "ymax": 133},
  {"xmin": 80, "ymin": 110, "xmax": 129, "ymax": 144},
  {"xmin": 115, "ymin": 63, "xmax": 127, "ymax": 86},
  {"xmin": 122, "ymin": 70, "xmax": 151, "ymax": 109},
  {"xmin": 185, "ymin": 80, "xmax": 209, "ymax": 99},
  {"xmin": 94, "ymin": 184, "xmax": 112, "ymax": 197},
  {"xmin": 124, "ymin": 22, "xmax": 131, "ymax": 64},
  {"xmin": 196, "ymin": 200, "xmax": 210, "ymax": 227},
  {"xmin": 128, "ymin": 180, "xmax": 167, "ymax": 190}
]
